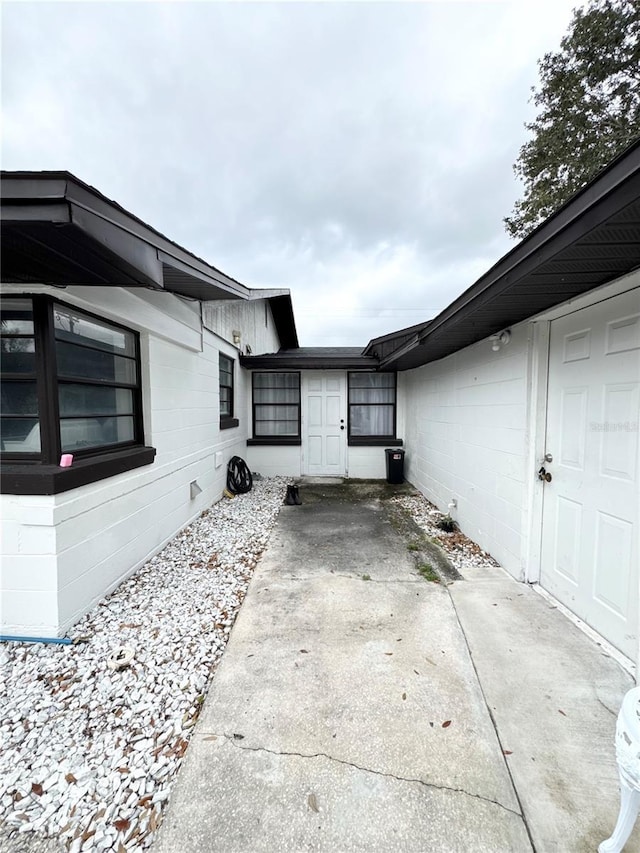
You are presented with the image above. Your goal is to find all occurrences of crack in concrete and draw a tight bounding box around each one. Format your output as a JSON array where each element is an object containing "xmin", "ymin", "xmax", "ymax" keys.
[
  {"xmin": 209, "ymin": 732, "xmax": 523, "ymax": 819},
  {"xmin": 270, "ymin": 573, "xmax": 425, "ymax": 584}
]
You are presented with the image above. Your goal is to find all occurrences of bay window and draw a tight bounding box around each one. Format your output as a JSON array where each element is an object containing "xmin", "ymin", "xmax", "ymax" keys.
[{"xmin": 0, "ymin": 296, "xmax": 154, "ymax": 494}]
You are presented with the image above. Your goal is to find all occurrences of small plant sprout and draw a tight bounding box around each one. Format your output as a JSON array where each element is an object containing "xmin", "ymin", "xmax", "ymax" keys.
[{"xmin": 436, "ymin": 514, "xmax": 458, "ymax": 532}]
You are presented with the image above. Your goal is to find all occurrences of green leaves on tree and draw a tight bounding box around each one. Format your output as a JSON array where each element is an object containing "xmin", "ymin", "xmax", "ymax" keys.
[{"xmin": 505, "ymin": 0, "xmax": 640, "ymax": 239}]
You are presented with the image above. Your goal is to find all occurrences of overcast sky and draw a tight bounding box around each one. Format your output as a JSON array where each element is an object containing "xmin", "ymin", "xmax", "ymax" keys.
[{"xmin": 2, "ymin": 0, "xmax": 580, "ymax": 347}]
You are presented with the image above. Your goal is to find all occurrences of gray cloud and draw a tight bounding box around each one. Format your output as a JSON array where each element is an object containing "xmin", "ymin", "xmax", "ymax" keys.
[{"xmin": 2, "ymin": 1, "xmax": 578, "ymax": 345}]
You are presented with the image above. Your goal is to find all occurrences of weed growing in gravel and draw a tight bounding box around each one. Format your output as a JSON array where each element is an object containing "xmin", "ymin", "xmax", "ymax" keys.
[
  {"xmin": 436, "ymin": 514, "xmax": 458, "ymax": 532},
  {"xmin": 361, "ymin": 573, "xmax": 371, "ymax": 581}
]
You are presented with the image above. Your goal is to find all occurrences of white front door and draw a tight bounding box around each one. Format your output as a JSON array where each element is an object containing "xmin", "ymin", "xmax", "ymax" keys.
[
  {"xmin": 540, "ymin": 288, "xmax": 640, "ymax": 659},
  {"xmin": 303, "ymin": 372, "xmax": 346, "ymax": 477}
]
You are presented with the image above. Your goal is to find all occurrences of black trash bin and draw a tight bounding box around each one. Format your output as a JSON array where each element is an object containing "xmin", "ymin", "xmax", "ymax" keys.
[{"xmin": 385, "ymin": 448, "xmax": 405, "ymax": 484}]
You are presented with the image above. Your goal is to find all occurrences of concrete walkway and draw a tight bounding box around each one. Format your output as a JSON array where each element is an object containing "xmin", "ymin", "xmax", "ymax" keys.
[{"xmin": 155, "ymin": 483, "xmax": 637, "ymax": 853}]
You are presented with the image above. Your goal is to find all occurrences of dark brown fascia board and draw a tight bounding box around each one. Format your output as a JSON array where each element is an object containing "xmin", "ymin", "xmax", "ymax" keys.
[
  {"xmin": 381, "ymin": 139, "xmax": 640, "ymax": 370},
  {"xmin": 267, "ymin": 294, "xmax": 299, "ymax": 349},
  {"xmin": 415, "ymin": 142, "xmax": 640, "ymax": 344},
  {"xmin": 362, "ymin": 320, "xmax": 430, "ymax": 356},
  {"xmin": 1, "ymin": 171, "xmax": 250, "ymax": 300},
  {"xmin": 240, "ymin": 354, "xmax": 379, "ymax": 370}
]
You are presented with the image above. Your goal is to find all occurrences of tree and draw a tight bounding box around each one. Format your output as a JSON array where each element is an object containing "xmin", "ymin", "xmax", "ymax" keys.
[{"xmin": 504, "ymin": 0, "xmax": 640, "ymax": 239}]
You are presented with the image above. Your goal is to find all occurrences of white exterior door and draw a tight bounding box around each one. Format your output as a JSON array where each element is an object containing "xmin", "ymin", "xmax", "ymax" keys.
[
  {"xmin": 303, "ymin": 372, "xmax": 346, "ymax": 477},
  {"xmin": 540, "ymin": 288, "xmax": 640, "ymax": 659}
]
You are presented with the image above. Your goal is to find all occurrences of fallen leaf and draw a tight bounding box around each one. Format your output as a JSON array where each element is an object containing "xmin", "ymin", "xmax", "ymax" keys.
[
  {"xmin": 308, "ymin": 793, "xmax": 319, "ymax": 813},
  {"xmin": 203, "ymin": 736, "xmax": 218, "ymax": 741},
  {"xmin": 429, "ymin": 722, "xmax": 434, "ymax": 727},
  {"xmin": 31, "ymin": 783, "xmax": 43, "ymax": 796},
  {"xmin": 299, "ymin": 649, "xmax": 309, "ymax": 654},
  {"xmin": 233, "ymin": 733, "xmax": 245, "ymax": 740},
  {"xmin": 384, "ymin": 652, "xmax": 393, "ymax": 656},
  {"xmin": 402, "ymin": 693, "xmax": 407, "ymax": 700},
  {"xmin": 81, "ymin": 830, "xmax": 95, "ymax": 843},
  {"xmin": 65, "ymin": 773, "xmax": 77, "ymax": 784},
  {"xmin": 414, "ymin": 670, "xmax": 420, "ymax": 675},
  {"xmin": 442, "ymin": 720, "xmax": 452, "ymax": 728},
  {"xmin": 114, "ymin": 819, "xmax": 130, "ymax": 832},
  {"xmin": 149, "ymin": 810, "xmax": 158, "ymax": 831},
  {"xmin": 118, "ymin": 843, "xmax": 127, "ymax": 853},
  {"xmin": 558, "ymin": 709, "xmax": 567, "ymax": 717},
  {"xmin": 503, "ymin": 750, "xmax": 513, "ymax": 755},
  {"xmin": 117, "ymin": 767, "xmax": 130, "ymax": 774}
]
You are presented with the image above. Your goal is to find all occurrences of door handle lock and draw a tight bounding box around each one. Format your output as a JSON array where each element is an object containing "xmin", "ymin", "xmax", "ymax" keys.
[{"xmin": 538, "ymin": 466, "xmax": 552, "ymax": 483}]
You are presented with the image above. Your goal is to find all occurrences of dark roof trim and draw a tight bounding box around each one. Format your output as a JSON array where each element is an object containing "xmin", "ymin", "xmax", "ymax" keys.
[
  {"xmin": 268, "ymin": 294, "xmax": 299, "ymax": 349},
  {"xmin": 381, "ymin": 137, "xmax": 640, "ymax": 370},
  {"xmin": 1, "ymin": 171, "xmax": 249, "ymax": 300},
  {"xmin": 240, "ymin": 348, "xmax": 378, "ymax": 370},
  {"xmin": 362, "ymin": 319, "xmax": 431, "ymax": 360}
]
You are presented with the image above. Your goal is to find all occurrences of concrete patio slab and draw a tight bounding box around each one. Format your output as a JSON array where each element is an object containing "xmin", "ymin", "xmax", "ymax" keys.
[
  {"xmin": 155, "ymin": 483, "xmax": 637, "ymax": 853},
  {"xmin": 155, "ymin": 491, "xmax": 530, "ymax": 852},
  {"xmin": 450, "ymin": 569, "xmax": 638, "ymax": 853}
]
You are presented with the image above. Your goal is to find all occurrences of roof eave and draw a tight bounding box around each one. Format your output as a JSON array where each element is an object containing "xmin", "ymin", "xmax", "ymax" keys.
[
  {"xmin": 383, "ymin": 138, "xmax": 640, "ymax": 370},
  {"xmin": 1, "ymin": 172, "xmax": 250, "ymax": 300}
]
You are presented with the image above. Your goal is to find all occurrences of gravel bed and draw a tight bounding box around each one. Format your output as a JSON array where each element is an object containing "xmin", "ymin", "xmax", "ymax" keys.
[
  {"xmin": 0, "ymin": 477, "xmax": 287, "ymax": 853},
  {"xmin": 390, "ymin": 494, "xmax": 500, "ymax": 574}
]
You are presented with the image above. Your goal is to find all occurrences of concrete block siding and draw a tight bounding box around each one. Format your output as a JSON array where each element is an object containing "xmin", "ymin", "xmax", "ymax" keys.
[
  {"xmin": 0, "ymin": 286, "xmax": 270, "ymax": 637},
  {"xmin": 245, "ymin": 445, "xmax": 388, "ymax": 480},
  {"xmin": 400, "ymin": 322, "xmax": 530, "ymax": 578}
]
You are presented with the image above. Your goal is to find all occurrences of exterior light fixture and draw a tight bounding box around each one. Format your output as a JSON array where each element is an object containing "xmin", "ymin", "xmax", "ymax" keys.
[{"xmin": 490, "ymin": 330, "xmax": 511, "ymax": 352}]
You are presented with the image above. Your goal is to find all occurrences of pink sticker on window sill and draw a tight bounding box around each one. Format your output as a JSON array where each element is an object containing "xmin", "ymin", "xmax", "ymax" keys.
[{"xmin": 59, "ymin": 454, "xmax": 74, "ymax": 467}]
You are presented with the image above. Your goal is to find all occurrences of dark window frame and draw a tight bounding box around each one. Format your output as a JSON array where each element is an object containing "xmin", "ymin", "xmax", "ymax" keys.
[
  {"xmin": 347, "ymin": 371, "xmax": 401, "ymax": 446},
  {"xmin": 219, "ymin": 352, "xmax": 239, "ymax": 430},
  {"xmin": 247, "ymin": 371, "xmax": 301, "ymax": 446},
  {"xmin": 0, "ymin": 295, "xmax": 155, "ymax": 494}
]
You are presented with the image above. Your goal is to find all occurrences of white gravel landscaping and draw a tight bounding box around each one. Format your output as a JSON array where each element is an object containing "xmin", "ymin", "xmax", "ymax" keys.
[
  {"xmin": 390, "ymin": 494, "xmax": 501, "ymax": 574},
  {"xmin": 1, "ymin": 480, "xmax": 503, "ymax": 853},
  {"xmin": 0, "ymin": 477, "xmax": 287, "ymax": 853}
]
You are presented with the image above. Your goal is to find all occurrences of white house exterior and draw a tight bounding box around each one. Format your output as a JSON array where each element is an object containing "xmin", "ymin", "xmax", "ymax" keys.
[
  {"xmin": 2, "ymin": 142, "xmax": 639, "ymax": 670},
  {"xmin": 0, "ymin": 173, "xmax": 297, "ymax": 639},
  {"xmin": 400, "ymin": 274, "xmax": 639, "ymax": 662}
]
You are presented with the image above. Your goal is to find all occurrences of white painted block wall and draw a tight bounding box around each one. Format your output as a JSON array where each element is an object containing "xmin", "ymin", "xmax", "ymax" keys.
[
  {"xmin": 400, "ymin": 322, "xmax": 530, "ymax": 578},
  {"xmin": 1, "ymin": 286, "xmax": 272, "ymax": 637},
  {"xmin": 245, "ymin": 445, "xmax": 301, "ymax": 478}
]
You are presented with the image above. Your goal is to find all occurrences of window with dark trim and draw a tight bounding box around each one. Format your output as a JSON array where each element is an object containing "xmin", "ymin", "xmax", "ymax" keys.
[
  {"xmin": 348, "ymin": 372, "xmax": 400, "ymax": 445},
  {"xmin": 219, "ymin": 353, "xmax": 238, "ymax": 429},
  {"xmin": 0, "ymin": 295, "xmax": 155, "ymax": 494},
  {"xmin": 248, "ymin": 372, "xmax": 301, "ymax": 445}
]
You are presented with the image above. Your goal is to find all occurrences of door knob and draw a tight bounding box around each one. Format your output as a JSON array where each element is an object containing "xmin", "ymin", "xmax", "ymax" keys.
[{"xmin": 538, "ymin": 466, "xmax": 552, "ymax": 483}]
